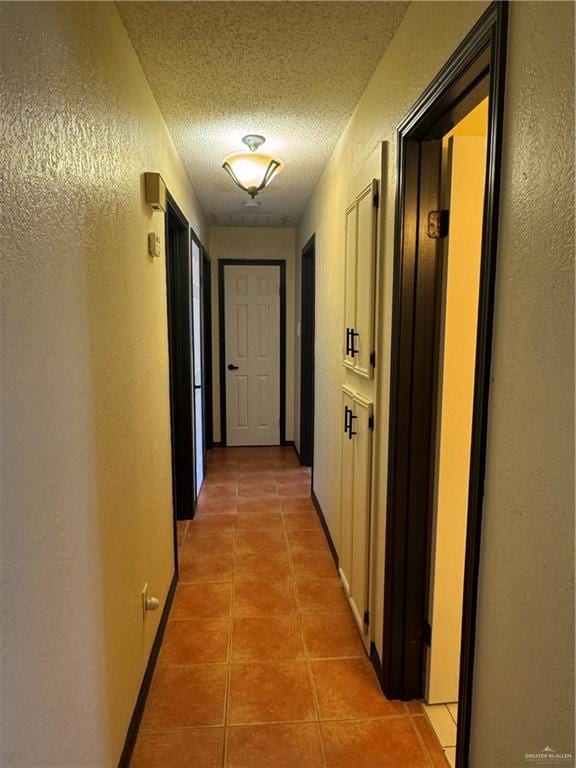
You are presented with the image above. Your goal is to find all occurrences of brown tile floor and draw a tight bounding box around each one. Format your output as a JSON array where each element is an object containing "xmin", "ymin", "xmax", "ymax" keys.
[{"xmin": 132, "ymin": 446, "xmax": 449, "ymax": 767}]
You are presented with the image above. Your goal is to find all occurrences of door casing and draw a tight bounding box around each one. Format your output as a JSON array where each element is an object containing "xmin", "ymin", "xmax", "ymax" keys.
[
  {"xmin": 165, "ymin": 192, "xmax": 195, "ymax": 527},
  {"xmin": 218, "ymin": 259, "xmax": 287, "ymax": 447},
  {"xmin": 381, "ymin": 4, "xmax": 508, "ymax": 767}
]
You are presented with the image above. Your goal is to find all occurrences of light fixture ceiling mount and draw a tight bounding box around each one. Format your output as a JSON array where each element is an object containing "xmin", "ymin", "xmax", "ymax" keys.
[
  {"xmin": 241, "ymin": 134, "xmax": 266, "ymax": 152},
  {"xmin": 222, "ymin": 134, "xmax": 284, "ymax": 199}
]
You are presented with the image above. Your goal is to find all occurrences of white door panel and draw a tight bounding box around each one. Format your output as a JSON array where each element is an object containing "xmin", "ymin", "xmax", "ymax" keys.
[
  {"xmin": 224, "ymin": 264, "xmax": 280, "ymax": 446},
  {"xmin": 339, "ymin": 387, "xmax": 355, "ymax": 582},
  {"xmin": 339, "ymin": 386, "xmax": 373, "ymax": 651},
  {"xmin": 349, "ymin": 394, "xmax": 373, "ymax": 645},
  {"xmin": 191, "ymin": 238, "xmax": 204, "ymax": 493}
]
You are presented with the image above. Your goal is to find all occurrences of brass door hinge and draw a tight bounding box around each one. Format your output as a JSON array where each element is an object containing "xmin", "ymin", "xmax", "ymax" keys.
[{"xmin": 427, "ymin": 210, "xmax": 449, "ymax": 239}]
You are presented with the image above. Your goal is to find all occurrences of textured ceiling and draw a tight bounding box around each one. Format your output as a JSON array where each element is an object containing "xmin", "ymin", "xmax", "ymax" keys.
[{"xmin": 117, "ymin": 1, "xmax": 408, "ymax": 225}]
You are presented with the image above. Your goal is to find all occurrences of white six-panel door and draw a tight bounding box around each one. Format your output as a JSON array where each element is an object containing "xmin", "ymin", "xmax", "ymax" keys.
[{"xmin": 224, "ymin": 264, "xmax": 281, "ymax": 446}]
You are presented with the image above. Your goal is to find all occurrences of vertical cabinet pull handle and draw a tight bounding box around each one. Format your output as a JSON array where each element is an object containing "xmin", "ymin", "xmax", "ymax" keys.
[
  {"xmin": 345, "ymin": 328, "xmax": 359, "ymax": 358},
  {"xmin": 348, "ymin": 412, "xmax": 358, "ymax": 439},
  {"xmin": 350, "ymin": 330, "xmax": 359, "ymax": 357},
  {"xmin": 344, "ymin": 405, "xmax": 352, "ymax": 434}
]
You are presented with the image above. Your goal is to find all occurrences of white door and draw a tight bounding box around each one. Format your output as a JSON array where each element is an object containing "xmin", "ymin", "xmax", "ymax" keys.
[
  {"xmin": 349, "ymin": 393, "xmax": 373, "ymax": 647},
  {"xmin": 426, "ymin": 135, "xmax": 487, "ymax": 703},
  {"xmin": 224, "ymin": 264, "xmax": 281, "ymax": 446},
  {"xmin": 191, "ymin": 237, "xmax": 204, "ymax": 493},
  {"xmin": 339, "ymin": 386, "xmax": 356, "ymax": 578}
]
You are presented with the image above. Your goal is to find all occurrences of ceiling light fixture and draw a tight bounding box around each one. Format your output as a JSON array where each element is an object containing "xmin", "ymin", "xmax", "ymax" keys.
[{"xmin": 222, "ymin": 135, "xmax": 284, "ymax": 199}]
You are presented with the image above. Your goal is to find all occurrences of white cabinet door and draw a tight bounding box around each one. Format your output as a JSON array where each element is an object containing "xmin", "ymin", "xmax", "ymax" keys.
[
  {"xmin": 339, "ymin": 387, "xmax": 373, "ymax": 648},
  {"xmin": 349, "ymin": 393, "xmax": 373, "ymax": 637},
  {"xmin": 340, "ymin": 387, "xmax": 356, "ymax": 581},
  {"xmin": 354, "ymin": 182, "xmax": 378, "ymax": 377},
  {"xmin": 343, "ymin": 203, "xmax": 357, "ymax": 370},
  {"xmin": 342, "ymin": 141, "xmax": 384, "ymax": 377},
  {"xmin": 342, "ymin": 179, "xmax": 378, "ymax": 378},
  {"xmin": 224, "ymin": 264, "xmax": 280, "ymax": 446}
]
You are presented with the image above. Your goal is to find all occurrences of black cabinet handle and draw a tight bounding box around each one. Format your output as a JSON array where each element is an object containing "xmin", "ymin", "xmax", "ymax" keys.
[
  {"xmin": 345, "ymin": 328, "xmax": 351, "ymax": 356},
  {"xmin": 344, "ymin": 405, "xmax": 352, "ymax": 434},
  {"xmin": 349, "ymin": 330, "xmax": 359, "ymax": 357},
  {"xmin": 227, "ymin": 363, "xmax": 239, "ymax": 371},
  {"xmin": 348, "ymin": 413, "xmax": 358, "ymax": 440}
]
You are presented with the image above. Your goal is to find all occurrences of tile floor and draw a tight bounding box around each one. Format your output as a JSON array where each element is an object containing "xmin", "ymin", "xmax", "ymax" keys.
[
  {"xmin": 423, "ymin": 703, "xmax": 458, "ymax": 768},
  {"xmin": 132, "ymin": 446, "xmax": 449, "ymax": 767}
]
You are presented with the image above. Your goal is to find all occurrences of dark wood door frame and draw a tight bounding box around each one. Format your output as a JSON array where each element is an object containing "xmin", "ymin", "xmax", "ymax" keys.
[
  {"xmin": 298, "ymin": 235, "xmax": 316, "ymax": 467},
  {"xmin": 218, "ymin": 259, "xmax": 287, "ymax": 447},
  {"xmin": 165, "ymin": 192, "xmax": 195, "ymax": 524},
  {"xmin": 381, "ymin": 4, "xmax": 507, "ymax": 767}
]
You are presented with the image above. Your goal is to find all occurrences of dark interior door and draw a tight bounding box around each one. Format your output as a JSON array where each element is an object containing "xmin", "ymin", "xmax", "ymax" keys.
[
  {"xmin": 299, "ymin": 236, "xmax": 316, "ymax": 467},
  {"xmin": 383, "ymin": 140, "xmax": 443, "ymax": 698},
  {"xmin": 165, "ymin": 198, "xmax": 195, "ymax": 520}
]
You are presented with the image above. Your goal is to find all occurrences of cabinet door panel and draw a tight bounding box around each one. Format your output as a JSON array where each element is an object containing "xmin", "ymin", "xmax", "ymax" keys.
[
  {"xmin": 349, "ymin": 395, "xmax": 373, "ymax": 641},
  {"xmin": 354, "ymin": 181, "xmax": 377, "ymax": 377},
  {"xmin": 339, "ymin": 388, "xmax": 355, "ymax": 584},
  {"xmin": 343, "ymin": 203, "xmax": 357, "ymax": 368}
]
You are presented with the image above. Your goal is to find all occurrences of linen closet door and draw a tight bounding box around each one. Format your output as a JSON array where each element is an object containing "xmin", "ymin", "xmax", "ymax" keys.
[
  {"xmin": 349, "ymin": 394, "xmax": 373, "ymax": 641},
  {"xmin": 340, "ymin": 386, "xmax": 356, "ymax": 575}
]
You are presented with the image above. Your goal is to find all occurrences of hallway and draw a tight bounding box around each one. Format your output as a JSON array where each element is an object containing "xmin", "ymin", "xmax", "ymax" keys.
[{"xmin": 132, "ymin": 447, "xmax": 448, "ymax": 767}]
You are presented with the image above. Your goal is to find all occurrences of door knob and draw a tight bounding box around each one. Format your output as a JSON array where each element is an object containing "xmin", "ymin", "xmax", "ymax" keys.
[{"xmin": 227, "ymin": 363, "xmax": 239, "ymax": 371}]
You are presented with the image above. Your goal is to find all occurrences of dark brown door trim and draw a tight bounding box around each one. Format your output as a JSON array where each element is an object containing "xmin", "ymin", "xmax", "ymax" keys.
[
  {"xmin": 165, "ymin": 192, "xmax": 195, "ymax": 524},
  {"xmin": 299, "ymin": 235, "xmax": 316, "ymax": 468},
  {"xmin": 381, "ymin": 4, "xmax": 508, "ymax": 767}
]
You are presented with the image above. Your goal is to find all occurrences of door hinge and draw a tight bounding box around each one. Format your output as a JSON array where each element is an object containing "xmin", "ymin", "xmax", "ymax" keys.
[
  {"xmin": 369, "ymin": 351, "xmax": 376, "ymax": 367},
  {"xmin": 373, "ymin": 187, "xmax": 379, "ymax": 208},
  {"xmin": 423, "ymin": 619, "xmax": 432, "ymax": 647},
  {"xmin": 368, "ymin": 415, "xmax": 375, "ymax": 430},
  {"xmin": 427, "ymin": 209, "xmax": 449, "ymax": 239},
  {"xmin": 363, "ymin": 610, "xmax": 370, "ymax": 625}
]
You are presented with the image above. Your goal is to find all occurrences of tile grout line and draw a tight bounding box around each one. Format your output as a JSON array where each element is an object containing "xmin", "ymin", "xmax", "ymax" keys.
[
  {"xmin": 283, "ymin": 478, "xmax": 329, "ymax": 768},
  {"xmin": 407, "ymin": 712, "xmax": 439, "ymax": 768},
  {"xmin": 221, "ymin": 481, "xmax": 238, "ymax": 768}
]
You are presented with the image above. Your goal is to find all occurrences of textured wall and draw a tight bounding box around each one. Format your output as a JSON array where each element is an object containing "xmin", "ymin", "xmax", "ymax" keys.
[
  {"xmin": 296, "ymin": 1, "xmax": 574, "ymax": 764},
  {"xmin": 0, "ymin": 2, "xmax": 205, "ymax": 765},
  {"xmin": 470, "ymin": 2, "xmax": 575, "ymax": 763},
  {"xmin": 208, "ymin": 226, "xmax": 296, "ymax": 444}
]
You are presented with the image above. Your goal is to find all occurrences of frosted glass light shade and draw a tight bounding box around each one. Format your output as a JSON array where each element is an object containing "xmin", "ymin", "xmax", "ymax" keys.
[{"xmin": 222, "ymin": 151, "xmax": 284, "ymax": 198}]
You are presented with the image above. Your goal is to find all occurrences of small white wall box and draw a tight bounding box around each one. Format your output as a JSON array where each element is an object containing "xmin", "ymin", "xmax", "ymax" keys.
[
  {"xmin": 148, "ymin": 232, "xmax": 161, "ymax": 258},
  {"xmin": 144, "ymin": 172, "xmax": 167, "ymax": 212}
]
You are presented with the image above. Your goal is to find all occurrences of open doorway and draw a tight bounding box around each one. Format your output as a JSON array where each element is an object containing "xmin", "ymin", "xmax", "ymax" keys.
[
  {"xmin": 299, "ymin": 235, "xmax": 316, "ymax": 467},
  {"xmin": 381, "ymin": 4, "xmax": 507, "ymax": 767},
  {"xmin": 424, "ymin": 97, "xmax": 489, "ymax": 754}
]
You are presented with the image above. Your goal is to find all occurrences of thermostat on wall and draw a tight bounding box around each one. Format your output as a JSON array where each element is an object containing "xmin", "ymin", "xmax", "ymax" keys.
[{"xmin": 148, "ymin": 232, "xmax": 161, "ymax": 258}]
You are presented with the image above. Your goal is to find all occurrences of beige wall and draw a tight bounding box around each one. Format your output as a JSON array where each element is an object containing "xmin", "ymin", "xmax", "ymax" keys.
[
  {"xmin": 296, "ymin": 1, "xmax": 574, "ymax": 764},
  {"xmin": 471, "ymin": 2, "xmax": 574, "ymax": 763},
  {"xmin": 208, "ymin": 226, "xmax": 296, "ymax": 444},
  {"xmin": 0, "ymin": 2, "xmax": 206, "ymax": 766}
]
